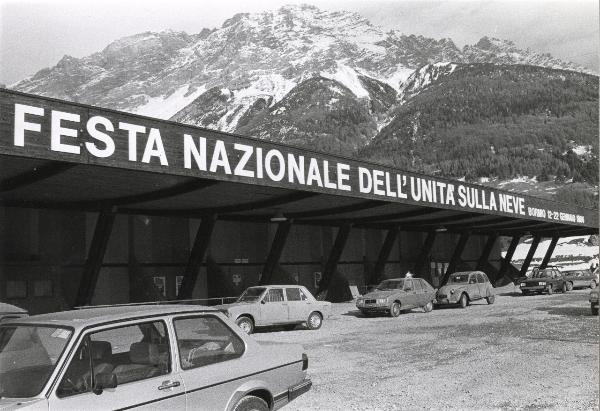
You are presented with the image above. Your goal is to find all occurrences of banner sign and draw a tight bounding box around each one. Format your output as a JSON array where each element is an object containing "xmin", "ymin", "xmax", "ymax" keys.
[{"xmin": 0, "ymin": 90, "xmax": 596, "ymax": 228}]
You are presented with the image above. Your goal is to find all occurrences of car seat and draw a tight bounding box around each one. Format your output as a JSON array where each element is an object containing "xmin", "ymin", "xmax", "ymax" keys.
[{"xmin": 112, "ymin": 342, "xmax": 162, "ymax": 385}]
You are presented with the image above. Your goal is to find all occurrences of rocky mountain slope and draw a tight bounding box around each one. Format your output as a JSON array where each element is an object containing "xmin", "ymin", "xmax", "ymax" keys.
[{"xmin": 11, "ymin": 5, "xmax": 599, "ymax": 201}]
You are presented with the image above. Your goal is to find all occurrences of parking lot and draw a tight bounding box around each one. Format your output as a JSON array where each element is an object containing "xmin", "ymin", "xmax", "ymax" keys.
[{"xmin": 253, "ymin": 286, "xmax": 599, "ymax": 410}]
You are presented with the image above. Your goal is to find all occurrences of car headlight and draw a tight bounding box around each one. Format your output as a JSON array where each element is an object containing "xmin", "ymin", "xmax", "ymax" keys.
[
  {"xmin": 377, "ymin": 298, "xmax": 387, "ymax": 304},
  {"xmin": 520, "ymin": 283, "xmax": 526, "ymax": 287},
  {"xmin": 539, "ymin": 282, "xmax": 546, "ymax": 286}
]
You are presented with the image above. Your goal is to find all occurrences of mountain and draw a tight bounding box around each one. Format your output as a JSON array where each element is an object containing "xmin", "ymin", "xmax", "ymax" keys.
[{"xmin": 10, "ymin": 5, "xmax": 599, "ymax": 202}]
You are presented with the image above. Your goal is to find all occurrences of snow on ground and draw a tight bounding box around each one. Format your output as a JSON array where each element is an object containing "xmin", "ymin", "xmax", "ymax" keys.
[
  {"xmin": 321, "ymin": 63, "xmax": 369, "ymax": 98},
  {"xmin": 572, "ymin": 144, "xmax": 592, "ymax": 156},
  {"xmin": 133, "ymin": 84, "xmax": 206, "ymax": 119},
  {"xmin": 508, "ymin": 235, "xmax": 599, "ymax": 271}
]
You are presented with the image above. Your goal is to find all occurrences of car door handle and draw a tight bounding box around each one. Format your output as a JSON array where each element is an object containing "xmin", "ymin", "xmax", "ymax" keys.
[{"xmin": 158, "ymin": 380, "xmax": 181, "ymax": 390}]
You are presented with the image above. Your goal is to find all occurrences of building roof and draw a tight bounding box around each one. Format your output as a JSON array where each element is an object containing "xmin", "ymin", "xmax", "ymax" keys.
[{"xmin": 0, "ymin": 89, "xmax": 597, "ymax": 237}]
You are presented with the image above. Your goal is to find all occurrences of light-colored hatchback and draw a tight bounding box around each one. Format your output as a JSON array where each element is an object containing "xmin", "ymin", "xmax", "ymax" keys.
[{"xmin": 0, "ymin": 305, "xmax": 311, "ymax": 410}]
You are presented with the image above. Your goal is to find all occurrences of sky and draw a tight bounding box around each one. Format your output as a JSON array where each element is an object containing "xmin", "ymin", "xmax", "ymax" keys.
[{"xmin": 1, "ymin": 0, "xmax": 598, "ymax": 85}]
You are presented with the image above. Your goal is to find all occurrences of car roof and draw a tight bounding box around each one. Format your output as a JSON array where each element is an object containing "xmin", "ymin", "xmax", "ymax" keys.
[
  {"xmin": 248, "ymin": 285, "xmax": 305, "ymax": 288},
  {"xmin": 450, "ymin": 271, "xmax": 482, "ymax": 275},
  {"xmin": 2, "ymin": 304, "xmax": 217, "ymax": 329},
  {"xmin": 382, "ymin": 277, "xmax": 425, "ymax": 281}
]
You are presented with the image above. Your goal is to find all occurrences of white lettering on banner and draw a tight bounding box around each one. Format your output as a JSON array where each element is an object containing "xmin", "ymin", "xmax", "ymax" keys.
[
  {"xmin": 14, "ymin": 104, "xmax": 44, "ymax": 146},
  {"xmin": 141, "ymin": 128, "xmax": 168, "ymax": 166},
  {"xmin": 234, "ymin": 143, "xmax": 254, "ymax": 178},
  {"xmin": 51, "ymin": 110, "xmax": 80, "ymax": 154},
  {"xmin": 359, "ymin": 167, "xmax": 372, "ymax": 193},
  {"xmin": 183, "ymin": 134, "xmax": 206, "ymax": 170},
  {"xmin": 119, "ymin": 122, "xmax": 145, "ymax": 162},
  {"xmin": 85, "ymin": 116, "xmax": 115, "ymax": 158},
  {"xmin": 6, "ymin": 102, "xmax": 590, "ymax": 225}
]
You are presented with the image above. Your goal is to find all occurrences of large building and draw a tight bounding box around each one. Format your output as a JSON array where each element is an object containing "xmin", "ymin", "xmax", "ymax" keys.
[{"xmin": 1, "ymin": 89, "xmax": 597, "ymax": 314}]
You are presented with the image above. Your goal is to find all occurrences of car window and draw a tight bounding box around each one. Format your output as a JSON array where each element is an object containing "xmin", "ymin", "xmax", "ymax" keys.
[
  {"xmin": 264, "ymin": 288, "xmax": 284, "ymax": 303},
  {"xmin": 57, "ymin": 321, "xmax": 170, "ymax": 398},
  {"xmin": 413, "ymin": 280, "xmax": 423, "ymax": 292},
  {"xmin": 419, "ymin": 279, "xmax": 433, "ymax": 291},
  {"xmin": 299, "ymin": 289, "xmax": 308, "ymax": 301},
  {"xmin": 403, "ymin": 280, "xmax": 413, "ymax": 291},
  {"xmin": 286, "ymin": 288, "xmax": 302, "ymax": 301},
  {"xmin": 476, "ymin": 274, "xmax": 485, "ymax": 283},
  {"xmin": 174, "ymin": 316, "xmax": 244, "ymax": 370}
]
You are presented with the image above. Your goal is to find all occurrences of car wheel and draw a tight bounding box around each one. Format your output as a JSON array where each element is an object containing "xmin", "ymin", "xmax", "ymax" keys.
[
  {"xmin": 566, "ymin": 282, "xmax": 574, "ymax": 291},
  {"xmin": 547, "ymin": 285, "xmax": 553, "ymax": 295},
  {"xmin": 423, "ymin": 301, "xmax": 433, "ymax": 313},
  {"xmin": 390, "ymin": 302, "xmax": 401, "ymax": 317},
  {"xmin": 590, "ymin": 280, "xmax": 597, "ymax": 289},
  {"xmin": 561, "ymin": 283, "xmax": 567, "ymax": 293},
  {"xmin": 307, "ymin": 312, "xmax": 322, "ymax": 330},
  {"xmin": 486, "ymin": 295, "xmax": 496, "ymax": 304},
  {"xmin": 592, "ymin": 305, "xmax": 599, "ymax": 315},
  {"xmin": 236, "ymin": 316, "xmax": 254, "ymax": 334},
  {"xmin": 459, "ymin": 293, "xmax": 468, "ymax": 308},
  {"xmin": 233, "ymin": 395, "xmax": 269, "ymax": 411}
]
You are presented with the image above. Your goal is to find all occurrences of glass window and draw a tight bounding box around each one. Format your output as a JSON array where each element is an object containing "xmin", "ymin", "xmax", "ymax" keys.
[
  {"xmin": 0, "ymin": 325, "xmax": 72, "ymax": 398},
  {"xmin": 476, "ymin": 274, "xmax": 485, "ymax": 283},
  {"xmin": 376, "ymin": 279, "xmax": 404, "ymax": 290},
  {"xmin": 264, "ymin": 289, "xmax": 284, "ymax": 303},
  {"xmin": 57, "ymin": 321, "xmax": 170, "ymax": 397},
  {"xmin": 286, "ymin": 288, "xmax": 301, "ymax": 301},
  {"xmin": 413, "ymin": 280, "xmax": 423, "ymax": 292},
  {"xmin": 237, "ymin": 287, "xmax": 266, "ymax": 302},
  {"xmin": 403, "ymin": 280, "xmax": 413, "ymax": 291},
  {"xmin": 174, "ymin": 316, "xmax": 244, "ymax": 370},
  {"xmin": 449, "ymin": 274, "xmax": 469, "ymax": 283},
  {"xmin": 299, "ymin": 289, "xmax": 308, "ymax": 301}
]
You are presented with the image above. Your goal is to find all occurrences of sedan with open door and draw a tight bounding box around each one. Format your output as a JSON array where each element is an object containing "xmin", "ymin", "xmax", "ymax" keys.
[{"xmin": 0, "ymin": 305, "xmax": 311, "ymax": 410}]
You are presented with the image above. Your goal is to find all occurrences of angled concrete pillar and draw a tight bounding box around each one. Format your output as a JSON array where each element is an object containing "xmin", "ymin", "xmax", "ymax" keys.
[
  {"xmin": 441, "ymin": 231, "xmax": 470, "ymax": 285},
  {"xmin": 540, "ymin": 235, "xmax": 559, "ymax": 269},
  {"xmin": 75, "ymin": 210, "xmax": 116, "ymax": 307},
  {"xmin": 414, "ymin": 231, "xmax": 437, "ymax": 277},
  {"xmin": 497, "ymin": 235, "xmax": 521, "ymax": 284},
  {"xmin": 260, "ymin": 220, "xmax": 293, "ymax": 285},
  {"xmin": 318, "ymin": 224, "xmax": 352, "ymax": 295},
  {"xmin": 519, "ymin": 235, "xmax": 542, "ymax": 276},
  {"xmin": 369, "ymin": 227, "xmax": 399, "ymax": 285},
  {"xmin": 178, "ymin": 214, "xmax": 216, "ymax": 300},
  {"xmin": 476, "ymin": 233, "xmax": 499, "ymax": 271}
]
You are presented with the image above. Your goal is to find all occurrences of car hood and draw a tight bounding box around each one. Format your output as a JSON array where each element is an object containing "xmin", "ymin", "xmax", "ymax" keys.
[
  {"xmin": 361, "ymin": 290, "xmax": 403, "ymax": 299},
  {"xmin": 213, "ymin": 301, "xmax": 256, "ymax": 311},
  {"xmin": 0, "ymin": 398, "xmax": 46, "ymax": 410}
]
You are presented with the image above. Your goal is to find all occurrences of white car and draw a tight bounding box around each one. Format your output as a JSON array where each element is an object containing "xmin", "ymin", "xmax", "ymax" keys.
[
  {"xmin": 0, "ymin": 305, "xmax": 311, "ymax": 410},
  {"xmin": 0, "ymin": 302, "xmax": 28, "ymax": 323},
  {"xmin": 216, "ymin": 285, "xmax": 331, "ymax": 334}
]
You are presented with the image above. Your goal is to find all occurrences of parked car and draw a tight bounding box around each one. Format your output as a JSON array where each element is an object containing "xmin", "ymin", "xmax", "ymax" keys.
[
  {"xmin": 590, "ymin": 288, "xmax": 599, "ymax": 315},
  {"xmin": 0, "ymin": 302, "xmax": 28, "ymax": 323},
  {"xmin": 217, "ymin": 285, "xmax": 331, "ymax": 334},
  {"xmin": 356, "ymin": 277, "xmax": 436, "ymax": 317},
  {"xmin": 435, "ymin": 271, "xmax": 495, "ymax": 308},
  {"xmin": 562, "ymin": 269, "xmax": 598, "ymax": 290},
  {"xmin": 0, "ymin": 304, "xmax": 311, "ymax": 410},
  {"xmin": 520, "ymin": 267, "xmax": 566, "ymax": 295}
]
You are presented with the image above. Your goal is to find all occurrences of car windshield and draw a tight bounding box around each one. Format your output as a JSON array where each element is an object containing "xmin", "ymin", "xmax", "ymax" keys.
[
  {"xmin": 237, "ymin": 287, "xmax": 266, "ymax": 302},
  {"xmin": 531, "ymin": 270, "xmax": 549, "ymax": 278},
  {"xmin": 449, "ymin": 274, "xmax": 470, "ymax": 284},
  {"xmin": 0, "ymin": 324, "xmax": 72, "ymax": 398},
  {"xmin": 376, "ymin": 280, "xmax": 404, "ymax": 290}
]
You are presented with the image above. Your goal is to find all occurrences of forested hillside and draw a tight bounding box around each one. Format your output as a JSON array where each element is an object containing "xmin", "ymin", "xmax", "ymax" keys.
[{"xmin": 361, "ymin": 64, "xmax": 598, "ymax": 188}]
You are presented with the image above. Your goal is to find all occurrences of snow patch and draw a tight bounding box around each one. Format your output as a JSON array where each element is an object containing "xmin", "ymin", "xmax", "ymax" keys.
[
  {"xmin": 134, "ymin": 84, "xmax": 206, "ymax": 119},
  {"xmin": 321, "ymin": 63, "xmax": 369, "ymax": 99}
]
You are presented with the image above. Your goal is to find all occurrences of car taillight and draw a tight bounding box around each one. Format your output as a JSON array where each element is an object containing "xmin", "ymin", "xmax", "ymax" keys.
[{"xmin": 302, "ymin": 353, "xmax": 308, "ymax": 371}]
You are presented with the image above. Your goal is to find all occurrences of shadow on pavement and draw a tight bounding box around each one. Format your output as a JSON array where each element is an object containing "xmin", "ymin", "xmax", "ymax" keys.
[{"xmin": 535, "ymin": 305, "xmax": 594, "ymax": 317}]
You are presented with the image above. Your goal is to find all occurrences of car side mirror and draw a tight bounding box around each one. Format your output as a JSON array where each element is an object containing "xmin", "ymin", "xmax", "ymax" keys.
[{"xmin": 93, "ymin": 372, "xmax": 117, "ymax": 395}]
